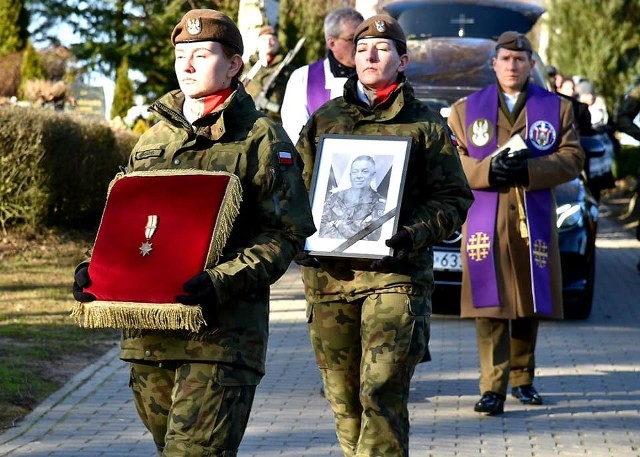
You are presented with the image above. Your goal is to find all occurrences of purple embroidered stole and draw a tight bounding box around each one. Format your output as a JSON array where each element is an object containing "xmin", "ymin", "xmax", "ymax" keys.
[
  {"xmin": 306, "ymin": 59, "xmax": 330, "ymax": 115},
  {"xmin": 465, "ymin": 83, "xmax": 558, "ymax": 315}
]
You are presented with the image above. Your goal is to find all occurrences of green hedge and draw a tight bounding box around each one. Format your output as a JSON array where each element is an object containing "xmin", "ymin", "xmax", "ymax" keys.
[{"xmin": 0, "ymin": 106, "xmax": 138, "ymax": 232}]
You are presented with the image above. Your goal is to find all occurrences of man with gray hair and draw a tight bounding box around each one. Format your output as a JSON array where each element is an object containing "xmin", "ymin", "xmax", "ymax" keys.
[{"xmin": 280, "ymin": 7, "xmax": 363, "ymax": 143}]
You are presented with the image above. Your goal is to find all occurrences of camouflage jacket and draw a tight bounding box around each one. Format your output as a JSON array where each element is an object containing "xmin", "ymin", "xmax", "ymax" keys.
[
  {"xmin": 319, "ymin": 187, "xmax": 386, "ymax": 241},
  {"xmin": 119, "ymin": 84, "xmax": 315, "ymax": 375},
  {"xmin": 296, "ymin": 77, "xmax": 473, "ymax": 303}
]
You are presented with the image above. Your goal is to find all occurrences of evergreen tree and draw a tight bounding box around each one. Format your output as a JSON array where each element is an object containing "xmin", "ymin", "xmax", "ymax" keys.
[
  {"xmin": 547, "ymin": 0, "xmax": 640, "ymax": 110},
  {"xmin": 0, "ymin": 0, "xmax": 30, "ymax": 57},
  {"xmin": 111, "ymin": 56, "xmax": 134, "ymax": 120},
  {"xmin": 18, "ymin": 40, "xmax": 45, "ymax": 98},
  {"xmin": 29, "ymin": 1, "xmax": 241, "ymax": 101},
  {"xmin": 29, "ymin": 0, "xmax": 192, "ymax": 100},
  {"xmin": 215, "ymin": 0, "xmax": 240, "ymax": 22}
]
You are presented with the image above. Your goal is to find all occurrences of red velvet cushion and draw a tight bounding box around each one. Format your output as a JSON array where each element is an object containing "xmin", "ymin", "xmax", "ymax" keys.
[{"xmin": 85, "ymin": 171, "xmax": 237, "ymax": 304}]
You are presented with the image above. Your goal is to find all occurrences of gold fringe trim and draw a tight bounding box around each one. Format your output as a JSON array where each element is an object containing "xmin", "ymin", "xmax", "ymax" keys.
[
  {"xmin": 205, "ymin": 171, "xmax": 242, "ymax": 267},
  {"xmin": 71, "ymin": 300, "xmax": 206, "ymax": 332}
]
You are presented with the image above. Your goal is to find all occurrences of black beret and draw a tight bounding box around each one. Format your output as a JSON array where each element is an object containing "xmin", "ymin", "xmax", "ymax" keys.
[
  {"xmin": 495, "ymin": 31, "xmax": 532, "ymax": 53},
  {"xmin": 353, "ymin": 14, "xmax": 406, "ymax": 45},
  {"xmin": 171, "ymin": 9, "xmax": 243, "ymax": 55}
]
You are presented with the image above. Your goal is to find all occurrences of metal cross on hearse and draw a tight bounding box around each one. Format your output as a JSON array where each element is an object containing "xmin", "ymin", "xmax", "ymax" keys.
[{"xmin": 450, "ymin": 13, "xmax": 475, "ymax": 37}]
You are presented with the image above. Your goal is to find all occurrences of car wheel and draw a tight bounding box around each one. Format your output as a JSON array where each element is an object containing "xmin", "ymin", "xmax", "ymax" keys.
[{"xmin": 564, "ymin": 249, "xmax": 595, "ymax": 320}]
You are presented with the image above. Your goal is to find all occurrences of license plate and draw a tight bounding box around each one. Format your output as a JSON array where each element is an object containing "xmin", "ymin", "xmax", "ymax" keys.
[{"xmin": 433, "ymin": 251, "xmax": 462, "ymax": 271}]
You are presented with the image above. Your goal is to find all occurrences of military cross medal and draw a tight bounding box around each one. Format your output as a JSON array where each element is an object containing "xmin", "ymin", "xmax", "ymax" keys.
[{"xmin": 140, "ymin": 215, "xmax": 158, "ymax": 256}]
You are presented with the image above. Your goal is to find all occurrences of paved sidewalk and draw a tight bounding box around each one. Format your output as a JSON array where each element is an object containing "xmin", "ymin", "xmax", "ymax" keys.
[{"xmin": 1, "ymin": 211, "xmax": 639, "ymax": 456}]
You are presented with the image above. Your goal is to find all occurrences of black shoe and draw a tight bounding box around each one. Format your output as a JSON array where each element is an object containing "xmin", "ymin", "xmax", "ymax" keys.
[
  {"xmin": 474, "ymin": 392, "xmax": 505, "ymax": 415},
  {"xmin": 511, "ymin": 385, "xmax": 543, "ymax": 405}
]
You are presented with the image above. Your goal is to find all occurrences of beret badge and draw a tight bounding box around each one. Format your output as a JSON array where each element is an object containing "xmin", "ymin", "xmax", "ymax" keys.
[
  {"xmin": 186, "ymin": 17, "xmax": 202, "ymax": 35},
  {"xmin": 375, "ymin": 20, "xmax": 386, "ymax": 33}
]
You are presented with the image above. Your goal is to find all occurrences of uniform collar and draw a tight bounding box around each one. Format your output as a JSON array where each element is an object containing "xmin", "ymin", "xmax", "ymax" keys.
[
  {"xmin": 327, "ymin": 50, "xmax": 356, "ymax": 78},
  {"xmin": 152, "ymin": 84, "xmax": 254, "ymax": 140}
]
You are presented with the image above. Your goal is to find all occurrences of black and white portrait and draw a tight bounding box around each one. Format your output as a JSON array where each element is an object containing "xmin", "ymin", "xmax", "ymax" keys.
[{"xmin": 306, "ymin": 135, "xmax": 411, "ymax": 259}]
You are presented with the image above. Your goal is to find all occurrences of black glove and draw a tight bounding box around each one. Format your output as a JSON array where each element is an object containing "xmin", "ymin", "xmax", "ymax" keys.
[
  {"xmin": 72, "ymin": 262, "xmax": 96, "ymax": 302},
  {"xmin": 293, "ymin": 251, "xmax": 321, "ymax": 268},
  {"xmin": 175, "ymin": 271, "xmax": 217, "ymax": 306},
  {"xmin": 507, "ymin": 157, "xmax": 529, "ymax": 185},
  {"xmin": 385, "ymin": 228, "xmax": 413, "ymax": 252},
  {"xmin": 370, "ymin": 229, "xmax": 412, "ymax": 271},
  {"xmin": 489, "ymin": 148, "xmax": 513, "ymax": 185},
  {"xmin": 489, "ymin": 148, "xmax": 529, "ymax": 186}
]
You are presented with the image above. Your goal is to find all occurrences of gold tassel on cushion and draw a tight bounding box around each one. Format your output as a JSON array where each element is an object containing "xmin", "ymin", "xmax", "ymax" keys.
[
  {"xmin": 205, "ymin": 172, "xmax": 242, "ymax": 267},
  {"xmin": 71, "ymin": 301, "xmax": 206, "ymax": 332}
]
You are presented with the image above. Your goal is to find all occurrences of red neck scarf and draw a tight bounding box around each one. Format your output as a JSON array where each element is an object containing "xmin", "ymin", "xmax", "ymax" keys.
[
  {"xmin": 200, "ymin": 86, "xmax": 235, "ymax": 116},
  {"xmin": 373, "ymin": 82, "xmax": 400, "ymax": 105},
  {"xmin": 361, "ymin": 81, "xmax": 400, "ymax": 106}
]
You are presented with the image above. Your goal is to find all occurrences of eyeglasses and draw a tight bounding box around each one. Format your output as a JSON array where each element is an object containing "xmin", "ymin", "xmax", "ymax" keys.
[{"xmin": 335, "ymin": 35, "xmax": 354, "ymax": 43}]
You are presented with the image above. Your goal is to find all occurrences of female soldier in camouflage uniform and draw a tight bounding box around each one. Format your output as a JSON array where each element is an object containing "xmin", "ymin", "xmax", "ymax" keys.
[
  {"xmin": 295, "ymin": 14, "xmax": 473, "ymax": 457},
  {"xmin": 73, "ymin": 9, "xmax": 314, "ymax": 456}
]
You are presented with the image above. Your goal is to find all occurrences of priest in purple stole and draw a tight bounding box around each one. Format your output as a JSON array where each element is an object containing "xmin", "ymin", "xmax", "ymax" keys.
[
  {"xmin": 448, "ymin": 31, "xmax": 584, "ymax": 415},
  {"xmin": 280, "ymin": 7, "xmax": 363, "ymax": 143}
]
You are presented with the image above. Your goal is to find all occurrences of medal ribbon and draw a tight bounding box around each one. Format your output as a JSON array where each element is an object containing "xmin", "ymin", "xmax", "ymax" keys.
[{"xmin": 145, "ymin": 215, "xmax": 158, "ymax": 240}]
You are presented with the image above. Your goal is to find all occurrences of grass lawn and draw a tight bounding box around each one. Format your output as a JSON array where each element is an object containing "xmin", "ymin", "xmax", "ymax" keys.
[{"xmin": 0, "ymin": 228, "xmax": 119, "ymax": 431}]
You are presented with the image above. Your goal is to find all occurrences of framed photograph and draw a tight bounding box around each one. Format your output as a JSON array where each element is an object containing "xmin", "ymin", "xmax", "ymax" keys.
[{"xmin": 305, "ymin": 134, "xmax": 412, "ymax": 259}]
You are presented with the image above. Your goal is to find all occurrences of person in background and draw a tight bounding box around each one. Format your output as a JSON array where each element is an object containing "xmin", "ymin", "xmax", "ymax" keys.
[
  {"xmin": 243, "ymin": 25, "xmax": 295, "ymax": 122},
  {"xmin": 72, "ymin": 9, "xmax": 315, "ymax": 456},
  {"xmin": 616, "ymin": 76, "xmax": 640, "ymax": 143},
  {"xmin": 447, "ymin": 31, "xmax": 584, "ymax": 415},
  {"xmin": 576, "ymin": 80, "xmax": 609, "ymax": 128},
  {"xmin": 576, "ymin": 79, "xmax": 617, "ymax": 199},
  {"xmin": 557, "ymin": 77, "xmax": 575, "ymax": 98},
  {"xmin": 553, "ymin": 74, "xmax": 594, "ymax": 136},
  {"xmin": 280, "ymin": 7, "xmax": 363, "ymax": 143},
  {"xmin": 545, "ymin": 65, "xmax": 564, "ymax": 93},
  {"xmin": 614, "ymin": 75, "xmax": 640, "ymax": 270},
  {"xmin": 295, "ymin": 14, "xmax": 473, "ymax": 456}
]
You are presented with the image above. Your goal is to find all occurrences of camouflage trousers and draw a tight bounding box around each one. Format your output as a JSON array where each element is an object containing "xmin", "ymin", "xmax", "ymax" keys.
[
  {"xmin": 307, "ymin": 292, "xmax": 430, "ymax": 457},
  {"xmin": 129, "ymin": 362, "xmax": 260, "ymax": 456}
]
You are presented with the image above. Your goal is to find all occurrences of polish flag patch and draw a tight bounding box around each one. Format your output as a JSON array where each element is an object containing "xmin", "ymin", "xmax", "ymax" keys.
[{"xmin": 278, "ymin": 151, "xmax": 293, "ymax": 165}]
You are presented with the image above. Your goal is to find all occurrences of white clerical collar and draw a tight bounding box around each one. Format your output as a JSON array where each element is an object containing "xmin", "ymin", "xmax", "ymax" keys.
[{"xmin": 503, "ymin": 91, "xmax": 520, "ymax": 112}]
